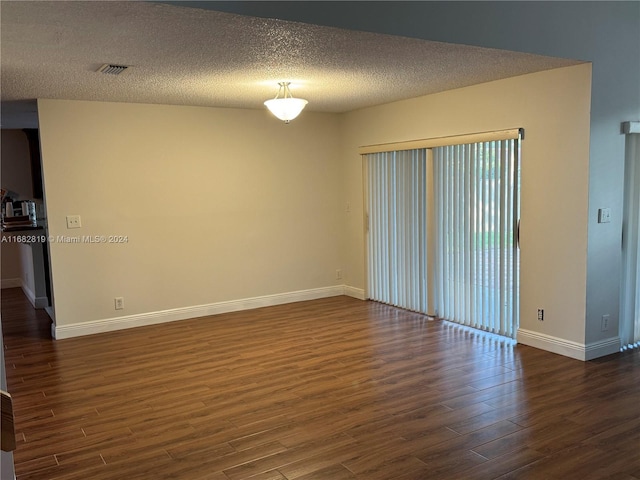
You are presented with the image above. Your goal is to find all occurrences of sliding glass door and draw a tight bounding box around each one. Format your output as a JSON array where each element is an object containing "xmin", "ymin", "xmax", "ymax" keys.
[
  {"xmin": 620, "ymin": 129, "xmax": 640, "ymax": 350},
  {"xmin": 433, "ymin": 139, "xmax": 520, "ymax": 338},
  {"xmin": 366, "ymin": 149, "xmax": 429, "ymax": 314},
  {"xmin": 365, "ymin": 133, "xmax": 521, "ymax": 339}
]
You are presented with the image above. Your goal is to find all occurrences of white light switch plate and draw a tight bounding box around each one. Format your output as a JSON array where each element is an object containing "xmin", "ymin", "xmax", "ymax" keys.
[{"xmin": 598, "ymin": 208, "xmax": 611, "ymax": 224}]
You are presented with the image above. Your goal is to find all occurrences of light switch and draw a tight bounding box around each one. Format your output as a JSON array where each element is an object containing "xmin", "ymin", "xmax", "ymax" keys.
[
  {"xmin": 66, "ymin": 215, "xmax": 81, "ymax": 229},
  {"xmin": 598, "ymin": 208, "xmax": 611, "ymax": 224}
]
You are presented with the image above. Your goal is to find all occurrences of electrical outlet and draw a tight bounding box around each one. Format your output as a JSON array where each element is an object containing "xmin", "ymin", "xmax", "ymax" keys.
[
  {"xmin": 336, "ymin": 269, "xmax": 343, "ymax": 280},
  {"xmin": 114, "ymin": 297, "xmax": 124, "ymax": 310},
  {"xmin": 537, "ymin": 309, "xmax": 544, "ymax": 321},
  {"xmin": 66, "ymin": 215, "xmax": 81, "ymax": 229},
  {"xmin": 601, "ymin": 314, "xmax": 610, "ymax": 332}
]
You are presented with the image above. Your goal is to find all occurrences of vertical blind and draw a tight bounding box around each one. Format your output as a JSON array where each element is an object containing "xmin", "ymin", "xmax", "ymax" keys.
[
  {"xmin": 366, "ymin": 149, "xmax": 429, "ymax": 313},
  {"xmin": 620, "ymin": 131, "xmax": 640, "ymax": 350},
  {"xmin": 433, "ymin": 140, "xmax": 520, "ymax": 338},
  {"xmin": 365, "ymin": 132, "xmax": 520, "ymax": 339}
]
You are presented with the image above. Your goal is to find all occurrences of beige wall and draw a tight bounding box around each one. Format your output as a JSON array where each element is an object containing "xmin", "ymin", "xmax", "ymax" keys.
[
  {"xmin": 341, "ymin": 64, "xmax": 593, "ymax": 346},
  {"xmin": 1, "ymin": 130, "xmax": 33, "ymax": 200},
  {"xmin": 38, "ymin": 100, "xmax": 343, "ymax": 327},
  {"xmin": 38, "ymin": 64, "xmax": 595, "ymax": 356},
  {"xmin": 1, "ymin": 129, "xmax": 32, "ymax": 285}
]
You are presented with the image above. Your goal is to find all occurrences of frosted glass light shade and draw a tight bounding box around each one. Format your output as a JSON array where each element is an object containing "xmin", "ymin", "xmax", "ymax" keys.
[
  {"xmin": 264, "ymin": 82, "xmax": 308, "ymax": 123},
  {"xmin": 264, "ymin": 97, "xmax": 308, "ymax": 123}
]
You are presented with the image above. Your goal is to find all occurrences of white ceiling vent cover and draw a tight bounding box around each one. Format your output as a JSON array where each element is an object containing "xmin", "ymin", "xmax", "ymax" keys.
[{"xmin": 97, "ymin": 64, "xmax": 129, "ymax": 75}]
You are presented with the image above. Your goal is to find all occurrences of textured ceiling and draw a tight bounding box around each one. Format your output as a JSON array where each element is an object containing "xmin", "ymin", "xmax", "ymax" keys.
[{"xmin": 0, "ymin": 1, "xmax": 583, "ymax": 128}]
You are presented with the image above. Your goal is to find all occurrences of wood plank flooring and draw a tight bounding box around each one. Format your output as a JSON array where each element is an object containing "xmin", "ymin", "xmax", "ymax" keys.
[{"xmin": 2, "ymin": 287, "xmax": 639, "ymax": 479}]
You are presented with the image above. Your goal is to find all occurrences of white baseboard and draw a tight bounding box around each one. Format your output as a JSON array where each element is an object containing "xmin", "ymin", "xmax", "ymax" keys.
[
  {"xmin": 584, "ymin": 337, "xmax": 621, "ymax": 360},
  {"xmin": 45, "ymin": 305, "xmax": 56, "ymax": 322},
  {"xmin": 1, "ymin": 278, "xmax": 21, "ymax": 289},
  {"xmin": 343, "ymin": 285, "xmax": 365, "ymax": 300},
  {"xmin": 54, "ymin": 284, "xmax": 365, "ymax": 339},
  {"xmin": 517, "ymin": 328, "xmax": 621, "ymax": 361},
  {"xmin": 20, "ymin": 282, "xmax": 48, "ymax": 309}
]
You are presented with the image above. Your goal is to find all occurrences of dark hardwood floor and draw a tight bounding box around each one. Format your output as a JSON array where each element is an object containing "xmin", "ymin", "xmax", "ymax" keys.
[{"xmin": 2, "ymin": 287, "xmax": 639, "ymax": 479}]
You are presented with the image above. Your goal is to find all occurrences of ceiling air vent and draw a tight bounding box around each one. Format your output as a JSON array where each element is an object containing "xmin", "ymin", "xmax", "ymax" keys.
[{"xmin": 97, "ymin": 64, "xmax": 129, "ymax": 75}]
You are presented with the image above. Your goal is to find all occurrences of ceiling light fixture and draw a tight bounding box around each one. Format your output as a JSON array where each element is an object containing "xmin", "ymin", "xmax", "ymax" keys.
[{"xmin": 264, "ymin": 82, "xmax": 308, "ymax": 124}]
